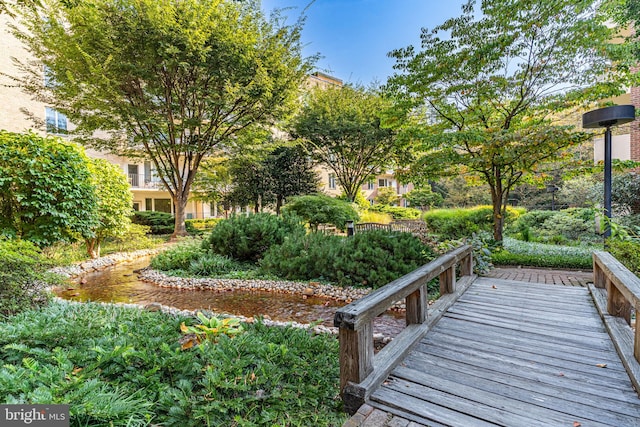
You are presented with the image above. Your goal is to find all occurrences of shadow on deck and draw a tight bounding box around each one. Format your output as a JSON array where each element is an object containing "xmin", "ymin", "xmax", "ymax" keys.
[{"xmin": 336, "ymin": 248, "xmax": 640, "ymax": 427}]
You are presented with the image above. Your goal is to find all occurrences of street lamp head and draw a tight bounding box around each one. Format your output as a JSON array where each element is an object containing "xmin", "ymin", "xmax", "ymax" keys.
[{"xmin": 582, "ymin": 105, "xmax": 635, "ymax": 129}]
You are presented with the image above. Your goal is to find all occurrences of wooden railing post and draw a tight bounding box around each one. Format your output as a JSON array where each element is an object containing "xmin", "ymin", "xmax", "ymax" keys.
[
  {"xmin": 593, "ymin": 254, "xmax": 606, "ymax": 289},
  {"xmin": 338, "ymin": 322, "xmax": 373, "ymax": 393},
  {"xmin": 460, "ymin": 251, "xmax": 473, "ymax": 277},
  {"xmin": 439, "ymin": 266, "xmax": 455, "ymax": 295},
  {"xmin": 605, "ymin": 278, "xmax": 632, "ymax": 325},
  {"xmin": 406, "ymin": 284, "xmax": 427, "ymax": 325}
]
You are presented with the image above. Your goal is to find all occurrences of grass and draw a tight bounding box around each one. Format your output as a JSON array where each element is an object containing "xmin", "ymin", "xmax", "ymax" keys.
[
  {"xmin": 491, "ymin": 237, "xmax": 599, "ymax": 270},
  {"xmin": 0, "ymin": 301, "xmax": 347, "ymax": 426}
]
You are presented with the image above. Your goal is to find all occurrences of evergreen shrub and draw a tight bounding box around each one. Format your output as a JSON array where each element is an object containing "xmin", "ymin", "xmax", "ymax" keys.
[
  {"xmin": 261, "ymin": 230, "xmax": 434, "ymax": 288},
  {"xmin": 205, "ymin": 213, "xmax": 305, "ymax": 263},
  {"xmin": 608, "ymin": 240, "xmax": 640, "ymax": 276},
  {"xmin": 132, "ymin": 211, "xmax": 174, "ymax": 234}
]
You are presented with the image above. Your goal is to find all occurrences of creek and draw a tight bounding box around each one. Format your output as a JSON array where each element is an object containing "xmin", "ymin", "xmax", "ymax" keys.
[{"xmin": 54, "ymin": 257, "xmax": 405, "ymax": 336}]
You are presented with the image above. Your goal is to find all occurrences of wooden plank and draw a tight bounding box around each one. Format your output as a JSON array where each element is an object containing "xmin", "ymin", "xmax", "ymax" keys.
[
  {"xmin": 389, "ymin": 365, "xmax": 626, "ymax": 427},
  {"xmin": 408, "ymin": 346, "xmax": 640, "ymax": 416},
  {"xmin": 371, "ymin": 384, "xmax": 507, "ymax": 427},
  {"xmin": 437, "ymin": 316, "xmax": 624, "ymax": 364},
  {"xmin": 367, "ymin": 401, "xmax": 451, "ymax": 427},
  {"xmin": 405, "ymin": 284, "xmax": 427, "ymax": 325},
  {"xmin": 334, "ymin": 245, "xmax": 472, "ymax": 331},
  {"xmin": 453, "ymin": 298, "xmax": 605, "ymax": 329},
  {"xmin": 423, "ymin": 330, "xmax": 631, "ymax": 381},
  {"xmin": 442, "ymin": 310, "xmax": 616, "ymax": 351},
  {"xmin": 439, "ymin": 266, "xmax": 454, "ymax": 295},
  {"xmin": 392, "ymin": 362, "xmax": 639, "ymax": 425},
  {"xmin": 606, "ymin": 277, "xmax": 632, "ymax": 324},
  {"xmin": 589, "ymin": 283, "xmax": 640, "ymax": 397}
]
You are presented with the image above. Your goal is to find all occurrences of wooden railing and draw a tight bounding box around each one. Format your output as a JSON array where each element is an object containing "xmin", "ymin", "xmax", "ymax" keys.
[
  {"xmin": 591, "ymin": 251, "xmax": 640, "ymax": 394},
  {"xmin": 333, "ymin": 245, "xmax": 475, "ymax": 414},
  {"xmin": 354, "ymin": 220, "xmax": 427, "ymax": 235}
]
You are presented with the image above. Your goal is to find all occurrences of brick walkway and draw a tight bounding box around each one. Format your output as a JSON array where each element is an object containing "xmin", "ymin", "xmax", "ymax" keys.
[{"xmin": 343, "ymin": 266, "xmax": 595, "ymax": 427}]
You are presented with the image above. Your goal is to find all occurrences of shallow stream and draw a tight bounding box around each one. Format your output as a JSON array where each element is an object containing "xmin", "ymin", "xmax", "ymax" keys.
[{"xmin": 55, "ymin": 257, "xmax": 405, "ymax": 336}]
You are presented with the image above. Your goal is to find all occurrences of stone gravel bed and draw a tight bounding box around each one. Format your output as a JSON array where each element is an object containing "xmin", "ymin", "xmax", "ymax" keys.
[{"xmin": 49, "ymin": 248, "xmax": 164, "ymax": 278}]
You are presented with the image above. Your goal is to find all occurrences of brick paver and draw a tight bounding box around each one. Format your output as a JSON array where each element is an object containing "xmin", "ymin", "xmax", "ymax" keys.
[{"xmin": 343, "ymin": 266, "xmax": 595, "ymax": 426}]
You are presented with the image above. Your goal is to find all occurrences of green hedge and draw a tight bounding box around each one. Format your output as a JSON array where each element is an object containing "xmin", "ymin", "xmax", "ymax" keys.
[
  {"xmin": 423, "ymin": 205, "xmax": 523, "ymax": 239},
  {"xmin": 260, "ymin": 230, "xmax": 434, "ymax": 288},
  {"xmin": 608, "ymin": 240, "xmax": 640, "ymax": 276},
  {"xmin": 368, "ymin": 205, "xmax": 421, "ymax": 220},
  {"xmin": 131, "ymin": 211, "xmax": 174, "ymax": 234}
]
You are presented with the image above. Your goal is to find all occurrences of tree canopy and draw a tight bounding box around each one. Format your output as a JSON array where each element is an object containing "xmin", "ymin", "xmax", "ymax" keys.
[
  {"xmin": 0, "ymin": 131, "xmax": 98, "ymax": 247},
  {"xmin": 291, "ymin": 85, "xmax": 403, "ymax": 202},
  {"xmin": 12, "ymin": 0, "xmax": 312, "ymax": 237},
  {"xmin": 386, "ymin": 0, "xmax": 625, "ymax": 241}
]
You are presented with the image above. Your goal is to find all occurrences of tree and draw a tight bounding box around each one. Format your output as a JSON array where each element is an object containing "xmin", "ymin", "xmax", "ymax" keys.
[
  {"xmin": 85, "ymin": 158, "xmax": 133, "ymax": 258},
  {"xmin": 227, "ymin": 156, "xmax": 274, "ymax": 214},
  {"xmin": 405, "ymin": 187, "xmax": 443, "ymax": 211},
  {"xmin": 374, "ymin": 187, "xmax": 400, "ymax": 206},
  {"xmin": 282, "ymin": 194, "xmax": 359, "ymax": 231},
  {"xmin": 191, "ymin": 157, "xmax": 235, "ymax": 218},
  {"xmin": 12, "ymin": 0, "xmax": 311, "ymax": 238},
  {"xmin": 291, "ymin": 85, "xmax": 403, "ymax": 202},
  {"xmin": 264, "ymin": 145, "xmax": 319, "ymax": 214},
  {"xmin": 387, "ymin": 0, "xmax": 624, "ymax": 241},
  {"xmin": 0, "ymin": 130, "xmax": 98, "ymax": 247}
]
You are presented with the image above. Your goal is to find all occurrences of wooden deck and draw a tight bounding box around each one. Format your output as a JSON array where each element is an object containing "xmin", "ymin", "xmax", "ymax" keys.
[{"xmin": 364, "ymin": 277, "xmax": 640, "ymax": 426}]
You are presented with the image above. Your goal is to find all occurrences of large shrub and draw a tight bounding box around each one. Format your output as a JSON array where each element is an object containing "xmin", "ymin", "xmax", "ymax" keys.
[
  {"xmin": 369, "ymin": 205, "xmax": 421, "ymax": 220},
  {"xmin": 608, "ymin": 240, "xmax": 640, "ymax": 276},
  {"xmin": 0, "ymin": 131, "xmax": 98, "ymax": 247},
  {"xmin": 205, "ymin": 213, "xmax": 305, "ymax": 263},
  {"xmin": 508, "ymin": 208, "xmax": 597, "ymax": 244},
  {"xmin": 423, "ymin": 206, "xmax": 523, "ymax": 239},
  {"xmin": 0, "ymin": 240, "xmax": 53, "ymax": 316},
  {"xmin": 282, "ymin": 194, "xmax": 359, "ymax": 231},
  {"xmin": 132, "ymin": 211, "xmax": 175, "ymax": 235},
  {"xmin": 261, "ymin": 230, "xmax": 434, "ymax": 288}
]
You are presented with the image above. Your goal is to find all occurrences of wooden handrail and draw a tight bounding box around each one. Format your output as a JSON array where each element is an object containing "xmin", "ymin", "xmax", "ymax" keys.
[
  {"xmin": 592, "ymin": 251, "xmax": 640, "ymax": 363},
  {"xmin": 334, "ymin": 245, "xmax": 474, "ymax": 413}
]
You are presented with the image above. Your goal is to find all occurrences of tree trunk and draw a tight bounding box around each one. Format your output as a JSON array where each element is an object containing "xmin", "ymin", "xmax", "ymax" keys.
[
  {"xmin": 275, "ymin": 195, "xmax": 283, "ymax": 215},
  {"xmin": 85, "ymin": 238, "xmax": 101, "ymax": 259},
  {"xmin": 171, "ymin": 194, "xmax": 189, "ymax": 239},
  {"xmin": 491, "ymin": 190, "xmax": 504, "ymax": 243}
]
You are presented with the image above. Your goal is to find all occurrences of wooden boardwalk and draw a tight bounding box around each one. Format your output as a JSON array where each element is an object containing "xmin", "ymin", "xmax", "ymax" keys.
[{"xmin": 359, "ymin": 277, "xmax": 640, "ymax": 426}]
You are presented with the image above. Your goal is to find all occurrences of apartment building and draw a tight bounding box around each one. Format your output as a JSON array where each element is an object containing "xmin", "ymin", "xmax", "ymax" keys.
[{"xmin": 592, "ymin": 89, "xmax": 640, "ymax": 164}]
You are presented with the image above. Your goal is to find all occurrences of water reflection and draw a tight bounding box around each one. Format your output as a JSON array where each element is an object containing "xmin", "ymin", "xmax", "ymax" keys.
[{"xmin": 55, "ymin": 257, "xmax": 405, "ymax": 336}]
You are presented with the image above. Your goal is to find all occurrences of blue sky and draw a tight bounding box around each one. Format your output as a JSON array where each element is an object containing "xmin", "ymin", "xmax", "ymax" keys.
[{"xmin": 261, "ymin": 0, "xmax": 466, "ymax": 85}]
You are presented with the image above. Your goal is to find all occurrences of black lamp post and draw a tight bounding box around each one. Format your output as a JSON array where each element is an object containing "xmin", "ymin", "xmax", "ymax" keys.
[
  {"xmin": 546, "ymin": 185, "xmax": 559, "ymax": 211},
  {"xmin": 582, "ymin": 105, "xmax": 636, "ymax": 239}
]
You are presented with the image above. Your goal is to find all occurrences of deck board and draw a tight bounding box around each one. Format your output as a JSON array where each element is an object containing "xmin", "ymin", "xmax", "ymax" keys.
[{"xmin": 367, "ymin": 277, "xmax": 640, "ymax": 426}]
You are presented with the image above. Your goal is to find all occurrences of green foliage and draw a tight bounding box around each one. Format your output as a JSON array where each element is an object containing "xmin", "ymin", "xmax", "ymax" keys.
[
  {"xmin": 386, "ymin": 0, "xmax": 622, "ymax": 241},
  {"xmin": 0, "ymin": 239, "xmax": 53, "ymax": 317},
  {"xmin": 491, "ymin": 237, "xmax": 594, "ymax": 269},
  {"xmin": 188, "ymin": 253, "xmax": 247, "ymax": 277},
  {"xmin": 508, "ymin": 208, "xmax": 598, "ymax": 244},
  {"xmin": 423, "ymin": 206, "xmax": 523, "ymax": 239},
  {"xmin": 132, "ymin": 211, "xmax": 175, "ymax": 235},
  {"xmin": 359, "ymin": 210, "xmax": 393, "ymax": 224},
  {"xmin": 85, "ymin": 158, "xmax": 133, "ymax": 258},
  {"xmin": 283, "ymin": 194, "xmax": 360, "ymax": 231},
  {"xmin": 608, "ymin": 240, "xmax": 640, "ymax": 276},
  {"xmin": 292, "ymin": 84, "xmax": 404, "ymax": 202},
  {"xmin": 0, "ymin": 131, "xmax": 98, "ymax": 247},
  {"xmin": 369, "ymin": 205, "xmax": 421, "ymax": 220},
  {"xmin": 185, "ymin": 218, "xmax": 221, "ymax": 235},
  {"xmin": 0, "ymin": 302, "xmax": 346, "ymax": 426},
  {"xmin": 374, "ymin": 187, "xmax": 400, "ymax": 206},
  {"xmin": 180, "ymin": 312, "xmax": 244, "ymax": 346},
  {"xmin": 14, "ymin": 0, "xmax": 312, "ymax": 237},
  {"xmin": 436, "ymin": 231, "xmax": 496, "ymax": 276},
  {"xmin": 405, "ymin": 187, "xmax": 444, "ymax": 210},
  {"xmin": 205, "ymin": 213, "xmax": 306, "ymax": 263},
  {"xmin": 611, "ymin": 172, "xmax": 640, "ymax": 215},
  {"xmin": 151, "ymin": 239, "xmax": 206, "ymax": 272},
  {"xmin": 260, "ymin": 230, "xmax": 434, "ymax": 288}
]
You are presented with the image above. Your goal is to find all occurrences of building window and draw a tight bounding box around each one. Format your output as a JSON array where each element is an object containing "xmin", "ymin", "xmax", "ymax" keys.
[
  {"xmin": 132, "ymin": 202, "xmax": 140, "ymax": 211},
  {"xmin": 45, "ymin": 107, "xmax": 67, "ymax": 134},
  {"xmin": 367, "ymin": 180, "xmax": 374, "ymax": 190},
  {"xmin": 128, "ymin": 164, "xmax": 139, "ymax": 187},
  {"xmin": 43, "ymin": 65, "xmax": 55, "ymax": 88},
  {"xmin": 378, "ymin": 178, "xmax": 389, "ymax": 187},
  {"xmin": 154, "ymin": 198, "xmax": 172, "ymax": 214},
  {"xmin": 145, "ymin": 198, "xmax": 152, "ymax": 211},
  {"xmin": 328, "ymin": 173, "xmax": 337, "ymax": 190}
]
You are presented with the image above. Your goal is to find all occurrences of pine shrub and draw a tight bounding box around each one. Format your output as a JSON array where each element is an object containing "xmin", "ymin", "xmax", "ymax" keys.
[
  {"xmin": 131, "ymin": 211, "xmax": 174, "ymax": 235},
  {"xmin": 205, "ymin": 213, "xmax": 305, "ymax": 263}
]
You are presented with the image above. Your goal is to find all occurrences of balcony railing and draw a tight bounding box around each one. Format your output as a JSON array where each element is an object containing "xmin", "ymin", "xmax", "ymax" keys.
[{"xmin": 128, "ymin": 174, "xmax": 163, "ymax": 189}]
